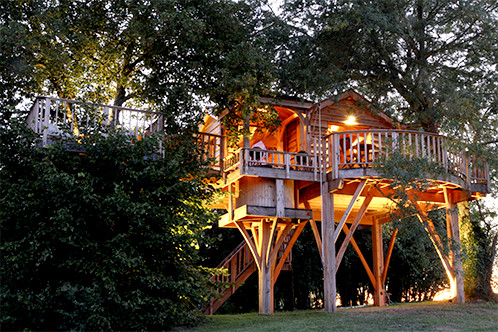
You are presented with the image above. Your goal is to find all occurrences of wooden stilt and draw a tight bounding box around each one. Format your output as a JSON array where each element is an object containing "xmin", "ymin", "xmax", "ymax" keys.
[
  {"xmin": 322, "ymin": 183, "xmax": 337, "ymax": 312},
  {"xmin": 372, "ymin": 217, "xmax": 386, "ymax": 306},
  {"xmin": 382, "ymin": 228, "xmax": 398, "ymax": 285},
  {"xmin": 258, "ymin": 220, "xmax": 272, "ymax": 314},
  {"xmin": 444, "ymin": 188, "xmax": 465, "ymax": 303},
  {"xmin": 235, "ymin": 217, "xmax": 307, "ymax": 314}
]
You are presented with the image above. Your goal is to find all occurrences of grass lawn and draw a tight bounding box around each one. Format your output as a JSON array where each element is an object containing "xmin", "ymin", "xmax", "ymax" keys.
[{"xmin": 182, "ymin": 301, "xmax": 498, "ymax": 332}]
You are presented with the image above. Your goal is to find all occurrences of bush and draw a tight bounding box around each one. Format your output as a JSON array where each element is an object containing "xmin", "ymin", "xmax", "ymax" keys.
[{"xmin": 0, "ymin": 117, "xmax": 218, "ymax": 330}]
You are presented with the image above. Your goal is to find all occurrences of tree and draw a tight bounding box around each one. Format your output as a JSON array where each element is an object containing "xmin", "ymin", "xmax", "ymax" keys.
[
  {"xmin": 0, "ymin": 0, "xmax": 285, "ymax": 323},
  {"xmin": 279, "ymin": 0, "xmax": 497, "ymax": 130},
  {"xmin": 0, "ymin": 115, "xmax": 218, "ymax": 330},
  {"xmin": 0, "ymin": 0, "xmax": 276, "ymax": 130},
  {"xmin": 461, "ymin": 200, "xmax": 498, "ymax": 301},
  {"xmin": 277, "ymin": 0, "xmax": 497, "ymax": 301}
]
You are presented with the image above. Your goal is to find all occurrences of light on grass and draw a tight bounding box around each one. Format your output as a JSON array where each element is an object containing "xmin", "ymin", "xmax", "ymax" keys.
[{"xmin": 433, "ymin": 288, "xmax": 453, "ymax": 301}]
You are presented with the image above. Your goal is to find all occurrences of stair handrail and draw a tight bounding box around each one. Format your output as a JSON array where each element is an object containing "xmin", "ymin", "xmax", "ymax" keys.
[{"xmin": 211, "ymin": 238, "xmax": 252, "ymax": 278}]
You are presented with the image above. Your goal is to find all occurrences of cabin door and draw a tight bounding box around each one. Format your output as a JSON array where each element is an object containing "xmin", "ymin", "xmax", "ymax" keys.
[{"xmin": 284, "ymin": 119, "xmax": 299, "ymax": 153}]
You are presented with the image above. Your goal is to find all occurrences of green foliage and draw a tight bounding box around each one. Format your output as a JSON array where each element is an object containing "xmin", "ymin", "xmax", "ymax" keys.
[
  {"xmin": 280, "ymin": 0, "xmax": 497, "ymax": 131},
  {"xmin": 385, "ymin": 220, "xmax": 447, "ymax": 302},
  {"xmin": 0, "ymin": 115, "xmax": 218, "ymax": 330},
  {"xmin": 462, "ymin": 201, "xmax": 498, "ymax": 301},
  {"xmin": 0, "ymin": 0, "xmax": 276, "ymax": 131}
]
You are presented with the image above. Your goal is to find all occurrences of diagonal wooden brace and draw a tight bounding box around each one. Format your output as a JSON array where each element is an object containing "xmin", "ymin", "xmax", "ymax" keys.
[
  {"xmin": 335, "ymin": 193, "xmax": 374, "ymax": 271},
  {"xmin": 273, "ymin": 220, "xmax": 308, "ymax": 285},
  {"xmin": 382, "ymin": 228, "xmax": 398, "ymax": 284},
  {"xmin": 333, "ymin": 179, "xmax": 367, "ymax": 243},
  {"xmin": 410, "ymin": 198, "xmax": 454, "ymax": 278},
  {"xmin": 340, "ymin": 223, "xmax": 376, "ymax": 289}
]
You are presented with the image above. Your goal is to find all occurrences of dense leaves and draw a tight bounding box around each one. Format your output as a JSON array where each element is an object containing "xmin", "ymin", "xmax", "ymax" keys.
[
  {"xmin": 0, "ymin": 0, "xmax": 276, "ymax": 131},
  {"xmin": 0, "ymin": 117, "xmax": 218, "ymax": 330}
]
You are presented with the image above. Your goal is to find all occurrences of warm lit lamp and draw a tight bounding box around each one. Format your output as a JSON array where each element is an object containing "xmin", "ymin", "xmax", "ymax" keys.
[
  {"xmin": 328, "ymin": 124, "xmax": 339, "ymax": 133},
  {"xmin": 344, "ymin": 115, "xmax": 357, "ymax": 125}
]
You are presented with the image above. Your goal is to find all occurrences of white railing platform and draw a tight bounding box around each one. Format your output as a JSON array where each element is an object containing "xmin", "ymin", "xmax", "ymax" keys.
[{"xmin": 26, "ymin": 96, "xmax": 224, "ymax": 170}]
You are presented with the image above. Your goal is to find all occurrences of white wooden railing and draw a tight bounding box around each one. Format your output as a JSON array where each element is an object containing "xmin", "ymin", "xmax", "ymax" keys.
[
  {"xmin": 27, "ymin": 96, "xmax": 165, "ymax": 146},
  {"xmin": 319, "ymin": 129, "xmax": 489, "ymax": 189},
  {"xmin": 223, "ymin": 148, "xmax": 318, "ymax": 179},
  {"xmin": 26, "ymin": 96, "xmax": 224, "ymax": 170}
]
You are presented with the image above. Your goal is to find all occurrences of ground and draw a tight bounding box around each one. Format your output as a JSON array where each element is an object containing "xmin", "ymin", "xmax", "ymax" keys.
[{"xmin": 181, "ymin": 302, "xmax": 498, "ymax": 332}]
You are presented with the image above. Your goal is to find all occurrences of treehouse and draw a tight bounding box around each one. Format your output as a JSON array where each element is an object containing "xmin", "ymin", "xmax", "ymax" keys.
[{"xmin": 27, "ymin": 90, "xmax": 490, "ymax": 315}]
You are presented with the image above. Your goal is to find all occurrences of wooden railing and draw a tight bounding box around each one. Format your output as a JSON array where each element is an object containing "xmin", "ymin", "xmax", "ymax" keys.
[
  {"xmin": 211, "ymin": 240, "xmax": 255, "ymax": 291},
  {"xmin": 196, "ymin": 132, "xmax": 224, "ymax": 171},
  {"xmin": 27, "ymin": 97, "xmax": 489, "ymax": 189},
  {"xmin": 27, "ymin": 96, "xmax": 164, "ymax": 147},
  {"xmin": 223, "ymin": 148, "xmax": 318, "ymax": 179},
  {"xmin": 205, "ymin": 236, "xmax": 293, "ymax": 315},
  {"xmin": 205, "ymin": 240, "xmax": 256, "ymax": 315},
  {"xmin": 26, "ymin": 96, "xmax": 224, "ymax": 170},
  {"xmin": 320, "ymin": 129, "xmax": 489, "ymax": 189}
]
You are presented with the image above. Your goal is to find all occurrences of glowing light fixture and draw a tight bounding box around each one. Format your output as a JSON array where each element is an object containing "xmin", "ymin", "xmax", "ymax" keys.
[
  {"xmin": 328, "ymin": 124, "xmax": 339, "ymax": 133},
  {"xmin": 344, "ymin": 115, "xmax": 357, "ymax": 125}
]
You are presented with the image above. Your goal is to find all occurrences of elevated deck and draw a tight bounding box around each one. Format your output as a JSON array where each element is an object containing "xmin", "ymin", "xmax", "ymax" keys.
[{"xmin": 27, "ymin": 96, "xmax": 490, "ymax": 221}]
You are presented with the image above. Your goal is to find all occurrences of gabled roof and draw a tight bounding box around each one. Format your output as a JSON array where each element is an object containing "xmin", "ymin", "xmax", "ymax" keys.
[{"xmin": 312, "ymin": 89, "xmax": 398, "ymax": 129}]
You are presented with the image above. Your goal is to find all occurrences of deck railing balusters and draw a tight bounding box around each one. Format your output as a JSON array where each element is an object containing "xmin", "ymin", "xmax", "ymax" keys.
[
  {"xmin": 27, "ymin": 97, "xmax": 489, "ymax": 188},
  {"xmin": 43, "ymin": 98, "xmax": 51, "ymax": 146}
]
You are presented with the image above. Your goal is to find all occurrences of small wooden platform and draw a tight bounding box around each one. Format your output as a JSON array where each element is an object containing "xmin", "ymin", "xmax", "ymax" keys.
[{"xmin": 219, "ymin": 204, "xmax": 312, "ymax": 228}]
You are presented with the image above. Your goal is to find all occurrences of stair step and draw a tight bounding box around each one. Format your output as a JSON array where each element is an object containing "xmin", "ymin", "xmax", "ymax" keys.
[{"xmin": 204, "ymin": 235, "xmax": 294, "ymax": 314}]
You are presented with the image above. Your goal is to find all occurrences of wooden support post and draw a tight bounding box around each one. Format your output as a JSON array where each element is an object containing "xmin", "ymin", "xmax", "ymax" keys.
[
  {"xmin": 449, "ymin": 204, "xmax": 465, "ymax": 304},
  {"xmin": 372, "ymin": 217, "xmax": 386, "ymax": 306},
  {"xmin": 444, "ymin": 188, "xmax": 465, "ymax": 303},
  {"xmin": 236, "ymin": 217, "xmax": 307, "ymax": 314},
  {"xmin": 382, "ymin": 228, "xmax": 398, "ymax": 285},
  {"xmin": 276, "ymin": 179, "xmax": 285, "ymax": 217},
  {"xmin": 322, "ymin": 182, "xmax": 336, "ymax": 312},
  {"xmin": 258, "ymin": 220, "xmax": 273, "ymax": 314}
]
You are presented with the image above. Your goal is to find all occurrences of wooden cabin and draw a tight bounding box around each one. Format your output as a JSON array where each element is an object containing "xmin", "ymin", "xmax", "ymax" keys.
[
  {"xmin": 199, "ymin": 89, "xmax": 490, "ymax": 314},
  {"xmin": 27, "ymin": 90, "xmax": 491, "ymax": 314}
]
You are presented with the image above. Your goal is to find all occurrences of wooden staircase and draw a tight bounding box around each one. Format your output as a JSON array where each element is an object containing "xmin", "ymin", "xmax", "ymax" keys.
[{"xmin": 204, "ymin": 233, "xmax": 293, "ymax": 315}]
